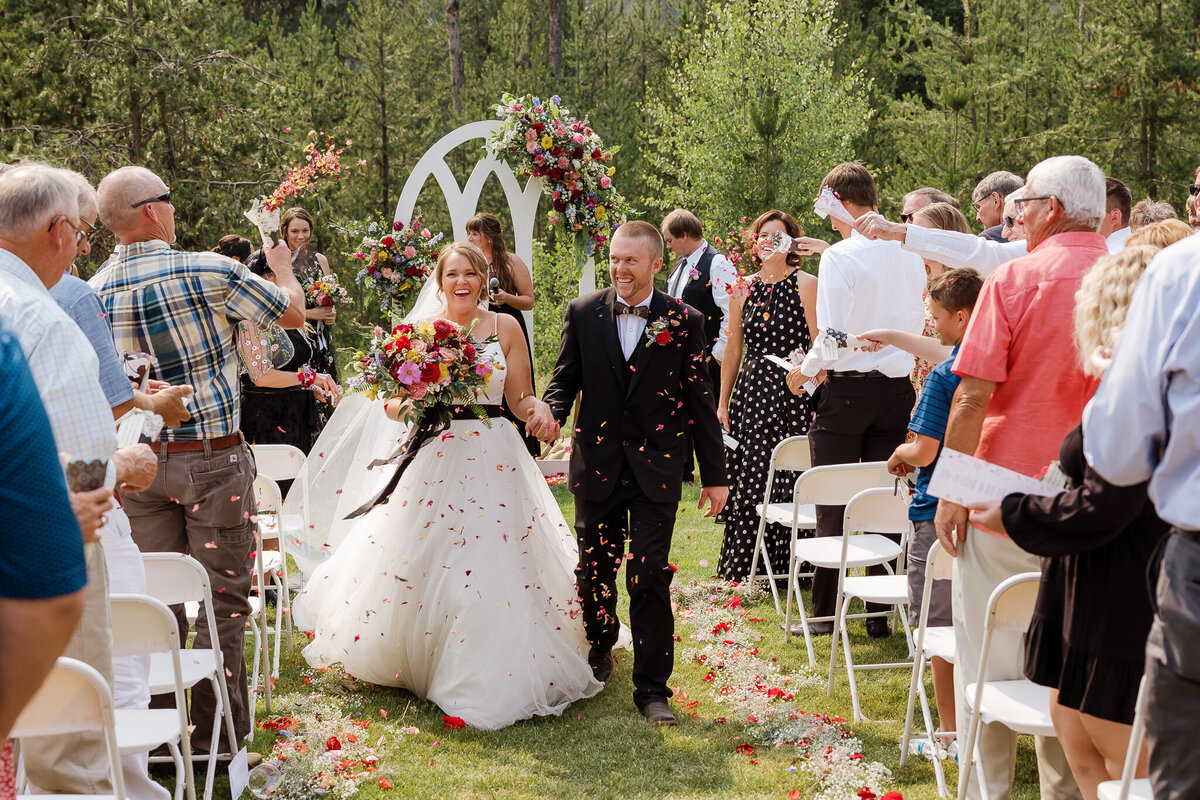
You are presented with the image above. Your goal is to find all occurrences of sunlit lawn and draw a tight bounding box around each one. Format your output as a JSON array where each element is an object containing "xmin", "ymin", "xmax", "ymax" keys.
[{"xmin": 228, "ymin": 484, "xmax": 1041, "ymax": 799}]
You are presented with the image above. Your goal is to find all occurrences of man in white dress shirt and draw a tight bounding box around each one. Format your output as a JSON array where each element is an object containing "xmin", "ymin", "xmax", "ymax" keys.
[
  {"xmin": 661, "ymin": 209, "xmax": 736, "ymax": 481},
  {"xmin": 1100, "ymin": 177, "xmax": 1132, "ymax": 253},
  {"xmin": 794, "ymin": 163, "xmax": 927, "ymax": 636}
]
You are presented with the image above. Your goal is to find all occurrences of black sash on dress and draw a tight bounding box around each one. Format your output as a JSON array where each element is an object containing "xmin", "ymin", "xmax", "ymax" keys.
[{"xmin": 344, "ymin": 404, "xmax": 503, "ymax": 519}]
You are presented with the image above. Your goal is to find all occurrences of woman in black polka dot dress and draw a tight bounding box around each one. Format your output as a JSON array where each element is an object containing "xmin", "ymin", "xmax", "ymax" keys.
[{"xmin": 716, "ymin": 210, "xmax": 818, "ymax": 581}]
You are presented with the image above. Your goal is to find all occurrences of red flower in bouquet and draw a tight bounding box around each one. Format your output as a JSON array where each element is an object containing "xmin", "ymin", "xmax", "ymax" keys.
[{"xmin": 304, "ymin": 273, "xmax": 351, "ymax": 308}]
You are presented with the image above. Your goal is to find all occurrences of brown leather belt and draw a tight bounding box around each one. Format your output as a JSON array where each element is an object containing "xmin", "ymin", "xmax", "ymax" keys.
[{"xmin": 150, "ymin": 433, "xmax": 243, "ymax": 454}]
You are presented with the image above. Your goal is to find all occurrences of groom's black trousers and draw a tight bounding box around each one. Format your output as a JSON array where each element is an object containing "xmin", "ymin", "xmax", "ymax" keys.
[{"xmin": 574, "ymin": 463, "xmax": 677, "ymax": 710}]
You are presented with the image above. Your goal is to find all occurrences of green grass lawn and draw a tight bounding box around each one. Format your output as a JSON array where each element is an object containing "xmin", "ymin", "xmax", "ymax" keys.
[{"xmin": 243, "ymin": 483, "xmax": 1044, "ymax": 799}]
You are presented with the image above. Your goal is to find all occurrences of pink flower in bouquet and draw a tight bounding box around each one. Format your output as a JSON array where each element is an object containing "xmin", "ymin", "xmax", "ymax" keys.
[
  {"xmin": 474, "ymin": 360, "xmax": 492, "ymax": 378},
  {"xmin": 558, "ymin": 156, "xmax": 570, "ymax": 170},
  {"xmin": 381, "ymin": 267, "xmax": 394, "ymax": 280},
  {"xmin": 421, "ymin": 228, "xmax": 431, "ymax": 239},
  {"xmin": 409, "ymin": 382, "xmax": 428, "ymax": 401},
  {"xmin": 547, "ymin": 212, "xmax": 559, "ymax": 226},
  {"xmin": 600, "ymin": 176, "xmax": 612, "ymax": 188},
  {"xmin": 573, "ymin": 133, "xmax": 585, "ymax": 144},
  {"xmin": 393, "ymin": 361, "xmax": 421, "ymax": 385},
  {"xmin": 404, "ymin": 244, "xmax": 417, "ymax": 259}
]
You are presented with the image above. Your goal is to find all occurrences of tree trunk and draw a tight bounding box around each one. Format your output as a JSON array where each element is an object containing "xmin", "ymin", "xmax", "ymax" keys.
[
  {"xmin": 549, "ymin": 0, "xmax": 562, "ymax": 75},
  {"xmin": 446, "ymin": 0, "xmax": 463, "ymax": 114}
]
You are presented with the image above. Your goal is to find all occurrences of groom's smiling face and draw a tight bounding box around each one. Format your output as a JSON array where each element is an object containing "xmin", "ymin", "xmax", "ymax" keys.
[{"xmin": 609, "ymin": 232, "xmax": 662, "ymax": 305}]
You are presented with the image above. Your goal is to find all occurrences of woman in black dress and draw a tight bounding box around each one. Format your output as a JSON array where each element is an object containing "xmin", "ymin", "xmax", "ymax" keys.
[
  {"xmin": 466, "ymin": 212, "xmax": 540, "ymax": 456},
  {"xmin": 968, "ymin": 245, "xmax": 1164, "ymax": 797},
  {"xmin": 238, "ymin": 251, "xmax": 341, "ymax": 466},
  {"xmin": 716, "ymin": 210, "xmax": 818, "ymax": 581},
  {"xmin": 281, "ymin": 207, "xmax": 340, "ymax": 384}
]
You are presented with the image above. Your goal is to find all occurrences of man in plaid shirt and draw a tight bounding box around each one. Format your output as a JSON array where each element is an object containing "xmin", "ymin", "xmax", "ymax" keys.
[{"xmin": 92, "ymin": 166, "xmax": 306, "ymax": 752}]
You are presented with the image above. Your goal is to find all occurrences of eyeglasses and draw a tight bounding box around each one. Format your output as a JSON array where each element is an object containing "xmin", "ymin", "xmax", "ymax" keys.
[
  {"xmin": 1003, "ymin": 215, "xmax": 1018, "ymax": 229},
  {"xmin": 1012, "ymin": 194, "xmax": 1055, "ymax": 209},
  {"xmin": 77, "ymin": 218, "xmax": 95, "ymax": 245},
  {"xmin": 900, "ymin": 213, "xmax": 914, "ymax": 224},
  {"xmin": 47, "ymin": 215, "xmax": 86, "ymax": 247},
  {"xmin": 970, "ymin": 193, "xmax": 995, "ymax": 212},
  {"xmin": 1190, "ymin": 184, "xmax": 1200, "ymax": 196},
  {"xmin": 131, "ymin": 190, "xmax": 171, "ymax": 208}
]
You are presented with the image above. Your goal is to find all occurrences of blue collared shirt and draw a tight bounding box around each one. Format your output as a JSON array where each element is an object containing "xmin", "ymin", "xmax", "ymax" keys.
[
  {"xmin": 1083, "ymin": 233, "xmax": 1200, "ymax": 531},
  {"xmin": 50, "ymin": 273, "xmax": 136, "ymax": 409}
]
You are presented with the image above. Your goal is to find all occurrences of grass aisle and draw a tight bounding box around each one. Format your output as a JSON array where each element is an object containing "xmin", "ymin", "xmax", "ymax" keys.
[{"xmin": 251, "ymin": 484, "xmax": 1044, "ymax": 799}]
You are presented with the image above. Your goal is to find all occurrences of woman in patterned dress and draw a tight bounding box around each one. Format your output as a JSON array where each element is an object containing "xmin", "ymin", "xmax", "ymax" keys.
[
  {"xmin": 281, "ymin": 207, "xmax": 340, "ymax": 384},
  {"xmin": 716, "ymin": 210, "xmax": 818, "ymax": 581}
]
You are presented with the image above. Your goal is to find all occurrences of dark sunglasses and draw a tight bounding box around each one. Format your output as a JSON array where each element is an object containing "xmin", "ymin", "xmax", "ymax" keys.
[
  {"xmin": 131, "ymin": 190, "xmax": 171, "ymax": 208},
  {"xmin": 900, "ymin": 213, "xmax": 914, "ymax": 224},
  {"xmin": 1003, "ymin": 215, "xmax": 1018, "ymax": 229},
  {"xmin": 1190, "ymin": 184, "xmax": 1200, "ymax": 196}
]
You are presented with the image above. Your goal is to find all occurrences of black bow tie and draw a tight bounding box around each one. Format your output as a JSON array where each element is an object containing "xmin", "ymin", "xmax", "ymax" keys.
[{"xmin": 615, "ymin": 302, "xmax": 650, "ymax": 318}]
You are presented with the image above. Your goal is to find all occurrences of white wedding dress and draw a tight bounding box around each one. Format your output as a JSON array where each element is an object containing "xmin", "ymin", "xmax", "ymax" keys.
[{"xmin": 291, "ymin": 339, "xmax": 602, "ymax": 729}]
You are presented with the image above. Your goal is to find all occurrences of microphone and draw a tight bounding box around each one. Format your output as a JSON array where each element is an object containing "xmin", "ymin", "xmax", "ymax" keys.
[{"xmin": 489, "ymin": 277, "xmax": 500, "ymax": 292}]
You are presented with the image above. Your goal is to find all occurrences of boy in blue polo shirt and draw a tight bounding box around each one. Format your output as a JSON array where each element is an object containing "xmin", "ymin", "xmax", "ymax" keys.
[{"xmin": 885, "ymin": 267, "xmax": 983, "ymax": 746}]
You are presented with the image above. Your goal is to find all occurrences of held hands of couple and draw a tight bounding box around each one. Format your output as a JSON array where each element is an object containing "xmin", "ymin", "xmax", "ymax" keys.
[{"xmin": 524, "ymin": 401, "xmax": 560, "ymax": 444}]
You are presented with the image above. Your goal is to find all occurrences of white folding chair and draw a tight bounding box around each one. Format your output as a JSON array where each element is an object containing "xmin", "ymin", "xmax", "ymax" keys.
[
  {"xmin": 109, "ymin": 594, "xmax": 197, "ymax": 800},
  {"xmin": 958, "ymin": 572, "xmax": 1051, "ymax": 800},
  {"xmin": 747, "ymin": 435, "xmax": 814, "ymax": 615},
  {"xmin": 900, "ymin": 539, "xmax": 957, "ymax": 798},
  {"xmin": 142, "ymin": 554, "xmax": 240, "ymax": 800},
  {"xmin": 783, "ymin": 461, "xmax": 897, "ymax": 666},
  {"xmin": 828, "ymin": 487, "xmax": 913, "ymax": 721},
  {"xmin": 11, "ymin": 658, "xmax": 125, "ymax": 800},
  {"xmin": 251, "ymin": 443, "xmax": 307, "ymax": 485},
  {"xmin": 1097, "ymin": 676, "xmax": 1152, "ymax": 800},
  {"xmin": 252, "ymin": 474, "xmax": 292, "ymax": 677}
]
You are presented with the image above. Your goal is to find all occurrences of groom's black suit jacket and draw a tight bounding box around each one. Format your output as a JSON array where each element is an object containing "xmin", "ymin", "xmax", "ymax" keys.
[{"xmin": 544, "ymin": 287, "xmax": 728, "ymax": 504}]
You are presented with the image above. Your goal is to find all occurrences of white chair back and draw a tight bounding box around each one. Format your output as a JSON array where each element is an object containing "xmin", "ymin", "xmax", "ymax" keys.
[
  {"xmin": 927, "ymin": 539, "xmax": 954, "ymax": 582},
  {"xmin": 142, "ymin": 552, "xmax": 212, "ymax": 606},
  {"xmin": 841, "ymin": 487, "xmax": 911, "ymax": 536},
  {"xmin": 11, "ymin": 658, "xmax": 126, "ymax": 800},
  {"xmin": 252, "ymin": 444, "xmax": 306, "ymax": 482},
  {"xmin": 110, "ymin": 593, "xmax": 181, "ymax": 657},
  {"xmin": 254, "ymin": 474, "xmax": 284, "ymax": 521},
  {"xmin": 794, "ymin": 462, "xmax": 894, "ymax": 506},
  {"xmin": 988, "ymin": 572, "xmax": 1041, "ymax": 632},
  {"xmin": 770, "ymin": 435, "xmax": 812, "ymax": 473}
]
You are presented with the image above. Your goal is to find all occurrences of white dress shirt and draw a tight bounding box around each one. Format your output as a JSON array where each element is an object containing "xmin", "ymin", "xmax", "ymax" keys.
[
  {"xmin": 666, "ymin": 239, "xmax": 736, "ymax": 361},
  {"xmin": 1083, "ymin": 234, "xmax": 1200, "ymax": 529},
  {"xmin": 1105, "ymin": 226, "xmax": 1131, "ymax": 253},
  {"xmin": 0, "ymin": 249, "xmax": 117, "ymax": 469},
  {"xmin": 800, "ymin": 231, "xmax": 926, "ymax": 378},
  {"xmin": 902, "ymin": 224, "xmax": 1027, "ymax": 275},
  {"xmin": 615, "ymin": 294, "xmax": 652, "ymax": 360}
]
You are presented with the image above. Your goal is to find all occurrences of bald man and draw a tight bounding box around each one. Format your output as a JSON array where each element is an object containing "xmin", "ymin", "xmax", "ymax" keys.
[{"xmin": 91, "ymin": 166, "xmax": 305, "ymax": 754}]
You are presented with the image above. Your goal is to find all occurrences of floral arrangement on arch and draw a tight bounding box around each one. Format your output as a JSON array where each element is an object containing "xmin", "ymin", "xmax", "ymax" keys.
[
  {"xmin": 347, "ymin": 216, "xmax": 444, "ymax": 315},
  {"xmin": 486, "ymin": 92, "xmax": 629, "ymax": 254}
]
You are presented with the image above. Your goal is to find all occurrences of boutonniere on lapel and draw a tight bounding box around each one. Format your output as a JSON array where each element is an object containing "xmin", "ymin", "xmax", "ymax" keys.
[
  {"xmin": 644, "ymin": 312, "xmax": 683, "ymax": 348},
  {"xmin": 687, "ymin": 266, "xmax": 700, "ymax": 281}
]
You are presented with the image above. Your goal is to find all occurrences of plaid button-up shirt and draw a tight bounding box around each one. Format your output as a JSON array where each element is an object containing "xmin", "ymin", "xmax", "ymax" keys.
[{"xmin": 91, "ymin": 239, "xmax": 291, "ymax": 441}]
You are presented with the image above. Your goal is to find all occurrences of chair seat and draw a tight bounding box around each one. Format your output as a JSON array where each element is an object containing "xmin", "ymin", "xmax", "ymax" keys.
[
  {"xmin": 1097, "ymin": 779, "xmax": 1152, "ymax": 800},
  {"xmin": 842, "ymin": 574, "xmax": 908, "ymax": 605},
  {"xmin": 149, "ymin": 650, "xmax": 216, "ymax": 694},
  {"xmin": 793, "ymin": 534, "xmax": 902, "ymax": 569},
  {"xmin": 922, "ymin": 626, "xmax": 957, "ymax": 663},
  {"xmin": 115, "ymin": 708, "xmax": 182, "ymax": 754},
  {"xmin": 965, "ymin": 679, "xmax": 1055, "ymax": 737},
  {"xmin": 756, "ymin": 502, "xmax": 817, "ymax": 528}
]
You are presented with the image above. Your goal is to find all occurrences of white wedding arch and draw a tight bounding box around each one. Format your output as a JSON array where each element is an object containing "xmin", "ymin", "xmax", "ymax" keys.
[{"xmin": 392, "ymin": 119, "xmax": 597, "ymax": 333}]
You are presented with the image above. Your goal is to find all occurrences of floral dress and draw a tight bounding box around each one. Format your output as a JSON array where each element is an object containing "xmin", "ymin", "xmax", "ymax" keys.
[
  {"xmin": 295, "ymin": 249, "xmax": 339, "ymax": 383},
  {"xmin": 718, "ymin": 269, "xmax": 814, "ymax": 581}
]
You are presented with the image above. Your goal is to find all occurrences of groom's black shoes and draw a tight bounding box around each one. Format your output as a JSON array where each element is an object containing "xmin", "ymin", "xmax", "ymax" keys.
[
  {"xmin": 642, "ymin": 701, "xmax": 677, "ymax": 726},
  {"xmin": 588, "ymin": 647, "xmax": 614, "ymax": 683}
]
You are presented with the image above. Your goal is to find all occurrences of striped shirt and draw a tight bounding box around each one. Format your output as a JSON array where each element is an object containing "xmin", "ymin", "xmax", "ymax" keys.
[
  {"xmin": 0, "ymin": 249, "xmax": 117, "ymax": 465},
  {"xmin": 907, "ymin": 346, "xmax": 961, "ymax": 521},
  {"xmin": 90, "ymin": 239, "xmax": 291, "ymax": 441}
]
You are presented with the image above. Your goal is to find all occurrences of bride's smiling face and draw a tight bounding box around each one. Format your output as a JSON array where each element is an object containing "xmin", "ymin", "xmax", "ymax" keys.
[{"xmin": 439, "ymin": 251, "xmax": 485, "ymax": 310}]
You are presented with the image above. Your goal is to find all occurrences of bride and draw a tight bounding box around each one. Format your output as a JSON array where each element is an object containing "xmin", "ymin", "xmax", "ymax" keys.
[{"xmin": 290, "ymin": 241, "xmax": 602, "ymax": 729}]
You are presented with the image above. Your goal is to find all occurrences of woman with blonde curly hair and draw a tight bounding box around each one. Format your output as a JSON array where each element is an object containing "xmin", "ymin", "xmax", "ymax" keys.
[
  {"xmin": 969, "ymin": 244, "xmax": 1168, "ymax": 798},
  {"xmin": 1126, "ymin": 218, "xmax": 1194, "ymax": 249}
]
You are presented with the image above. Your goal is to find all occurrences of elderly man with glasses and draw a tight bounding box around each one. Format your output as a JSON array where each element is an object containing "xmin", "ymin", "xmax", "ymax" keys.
[
  {"xmin": 0, "ymin": 162, "xmax": 162, "ymax": 796},
  {"xmin": 970, "ymin": 170, "xmax": 1025, "ymax": 241},
  {"xmin": 91, "ymin": 166, "xmax": 306, "ymax": 757},
  {"xmin": 940, "ymin": 155, "xmax": 1110, "ymax": 800}
]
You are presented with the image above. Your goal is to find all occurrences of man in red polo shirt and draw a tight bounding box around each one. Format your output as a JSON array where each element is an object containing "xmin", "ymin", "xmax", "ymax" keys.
[{"xmin": 938, "ymin": 155, "xmax": 1107, "ymax": 800}]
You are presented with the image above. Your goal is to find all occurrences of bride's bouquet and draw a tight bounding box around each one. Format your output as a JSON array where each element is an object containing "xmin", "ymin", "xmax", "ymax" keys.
[
  {"xmin": 347, "ymin": 318, "xmax": 496, "ymax": 420},
  {"xmin": 344, "ymin": 319, "xmax": 499, "ymax": 519},
  {"xmin": 304, "ymin": 273, "xmax": 351, "ymax": 308}
]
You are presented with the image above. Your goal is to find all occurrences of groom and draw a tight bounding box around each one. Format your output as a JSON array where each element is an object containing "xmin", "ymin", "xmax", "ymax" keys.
[{"xmin": 529, "ymin": 220, "xmax": 728, "ymax": 725}]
